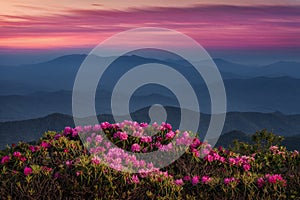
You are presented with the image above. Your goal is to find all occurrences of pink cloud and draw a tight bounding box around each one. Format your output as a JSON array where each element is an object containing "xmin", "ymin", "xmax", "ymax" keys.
[{"xmin": 0, "ymin": 5, "xmax": 299, "ymax": 50}]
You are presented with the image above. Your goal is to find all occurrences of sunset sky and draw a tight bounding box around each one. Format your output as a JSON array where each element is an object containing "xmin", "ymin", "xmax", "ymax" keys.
[{"xmin": 0, "ymin": 0, "xmax": 299, "ymax": 64}]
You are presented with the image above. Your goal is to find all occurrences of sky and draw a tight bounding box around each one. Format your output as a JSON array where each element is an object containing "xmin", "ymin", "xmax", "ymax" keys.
[{"xmin": 0, "ymin": 0, "xmax": 299, "ymax": 65}]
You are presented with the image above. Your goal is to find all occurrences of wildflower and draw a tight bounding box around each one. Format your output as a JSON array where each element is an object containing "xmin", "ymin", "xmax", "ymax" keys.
[
  {"xmin": 224, "ymin": 177, "xmax": 236, "ymax": 185},
  {"xmin": 28, "ymin": 145, "xmax": 36, "ymax": 152},
  {"xmin": 66, "ymin": 160, "xmax": 72, "ymax": 167},
  {"xmin": 141, "ymin": 136, "xmax": 152, "ymax": 143},
  {"xmin": 174, "ymin": 179, "xmax": 184, "ymax": 186},
  {"xmin": 191, "ymin": 176, "xmax": 199, "ymax": 185},
  {"xmin": 119, "ymin": 132, "xmax": 128, "ymax": 141},
  {"xmin": 91, "ymin": 156, "xmax": 101, "ymax": 165},
  {"xmin": 266, "ymin": 174, "xmax": 286, "ymax": 186},
  {"xmin": 72, "ymin": 130, "xmax": 78, "ymax": 137},
  {"xmin": 205, "ymin": 154, "xmax": 214, "ymax": 162},
  {"xmin": 160, "ymin": 122, "xmax": 172, "ymax": 131},
  {"xmin": 269, "ymin": 146, "xmax": 278, "ymax": 152},
  {"xmin": 243, "ymin": 164, "xmax": 251, "ymax": 171},
  {"xmin": 86, "ymin": 137, "xmax": 92, "ymax": 143},
  {"xmin": 76, "ymin": 171, "xmax": 83, "ymax": 176},
  {"xmin": 24, "ymin": 167, "xmax": 32, "ymax": 176},
  {"xmin": 201, "ymin": 176, "xmax": 212, "ymax": 184},
  {"xmin": 13, "ymin": 151, "xmax": 21, "ymax": 158},
  {"xmin": 257, "ymin": 177, "xmax": 265, "ymax": 188},
  {"xmin": 20, "ymin": 156, "xmax": 26, "ymax": 162},
  {"xmin": 131, "ymin": 143, "xmax": 141, "ymax": 152},
  {"xmin": 95, "ymin": 135, "xmax": 103, "ymax": 143},
  {"xmin": 183, "ymin": 176, "xmax": 191, "ymax": 181},
  {"xmin": 131, "ymin": 175, "xmax": 140, "ymax": 184},
  {"xmin": 191, "ymin": 148, "xmax": 200, "ymax": 157},
  {"xmin": 201, "ymin": 148, "xmax": 211, "ymax": 156},
  {"xmin": 1, "ymin": 156, "xmax": 10, "ymax": 164},
  {"xmin": 166, "ymin": 131, "xmax": 175, "ymax": 139},
  {"xmin": 218, "ymin": 146, "xmax": 223, "ymax": 151},
  {"xmin": 191, "ymin": 138, "xmax": 201, "ymax": 148},
  {"xmin": 64, "ymin": 127, "xmax": 72, "ymax": 135},
  {"xmin": 140, "ymin": 122, "xmax": 148, "ymax": 127},
  {"xmin": 41, "ymin": 141, "xmax": 51, "ymax": 148},
  {"xmin": 100, "ymin": 122, "xmax": 112, "ymax": 129},
  {"xmin": 159, "ymin": 143, "xmax": 173, "ymax": 151}
]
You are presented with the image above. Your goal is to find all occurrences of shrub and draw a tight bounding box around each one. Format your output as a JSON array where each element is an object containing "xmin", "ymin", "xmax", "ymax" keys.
[{"xmin": 0, "ymin": 122, "xmax": 299, "ymax": 199}]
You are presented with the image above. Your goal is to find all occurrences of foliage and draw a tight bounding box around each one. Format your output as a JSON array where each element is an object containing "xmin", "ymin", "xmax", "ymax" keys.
[{"xmin": 0, "ymin": 122, "xmax": 299, "ymax": 199}]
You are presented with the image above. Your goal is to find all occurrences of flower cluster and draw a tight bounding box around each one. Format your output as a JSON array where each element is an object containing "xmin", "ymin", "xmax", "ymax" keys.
[{"xmin": 257, "ymin": 174, "xmax": 287, "ymax": 188}]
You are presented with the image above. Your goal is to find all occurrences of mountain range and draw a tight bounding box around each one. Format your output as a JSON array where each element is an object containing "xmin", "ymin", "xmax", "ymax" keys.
[
  {"xmin": 0, "ymin": 54, "xmax": 300, "ymax": 94},
  {"xmin": 1, "ymin": 107, "xmax": 300, "ymax": 150},
  {"xmin": 1, "ymin": 74, "xmax": 300, "ymax": 121},
  {"xmin": 1, "ymin": 54, "xmax": 299, "ymax": 150}
]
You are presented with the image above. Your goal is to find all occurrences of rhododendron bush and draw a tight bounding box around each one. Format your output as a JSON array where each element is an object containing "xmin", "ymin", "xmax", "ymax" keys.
[{"xmin": 0, "ymin": 121, "xmax": 299, "ymax": 199}]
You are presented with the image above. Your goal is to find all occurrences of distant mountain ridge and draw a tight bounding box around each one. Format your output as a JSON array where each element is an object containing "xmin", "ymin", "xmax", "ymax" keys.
[
  {"xmin": 1, "ymin": 108, "xmax": 300, "ymax": 149},
  {"xmin": 1, "ymin": 54, "xmax": 300, "ymax": 94},
  {"xmin": 1, "ymin": 74, "xmax": 300, "ymax": 122}
]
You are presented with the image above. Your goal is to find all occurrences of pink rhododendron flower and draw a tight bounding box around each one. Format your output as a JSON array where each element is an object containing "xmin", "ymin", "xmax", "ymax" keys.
[
  {"xmin": 131, "ymin": 143, "xmax": 141, "ymax": 152},
  {"xmin": 24, "ymin": 167, "xmax": 32, "ymax": 176},
  {"xmin": 269, "ymin": 146, "xmax": 278, "ymax": 152},
  {"xmin": 83, "ymin": 125, "xmax": 92, "ymax": 132},
  {"xmin": 91, "ymin": 156, "xmax": 101, "ymax": 165},
  {"xmin": 100, "ymin": 122, "xmax": 112, "ymax": 129},
  {"xmin": 201, "ymin": 176, "xmax": 212, "ymax": 184},
  {"xmin": 160, "ymin": 122, "xmax": 172, "ymax": 131},
  {"xmin": 224, "ymin": 177, "xmax": 236, "ymax": 185},
  {"xmin": 29, "ymin": 145, "xmax": 36, "ymax": 152},
  {"xmin": 243, "ymin": 164, "xmax": 251, "ymax": 171},
  {"xmin": 93, "ymin": 124, "xmax": 101, "ymax": 131},
  {"xmin": 229, "ymin": 158, "xmax": 236, "ymax": 165},
  {"xmin": 141, "ymin": 136, "xmax": 152, "ymax": 143},
  {"xmin": 159, "ymin": 143, "xmax": 173, "ymax": 151},
  {"xmin": 140, "ymin": 122, "xmax": 148, "ymax": 127},
  {"xmin": 64, "ymin": 127, "xmax": 72, "ymax": 135},
  {"xmin": 174, "ymin": 179, "xmax": 184, "ymax": 186},
  {"xmin": 131, "ymin": 175, "xmax": 139, "ymax": 184},
  {"xmin": 119, "ymin": 132, "xmax": 128, "ymax": 141},
  {"xmin": 72, "ymin": 130, "xmax": 78, "ymax": 137},
  {"xmin": 257, "ymin": 177, "xmax": 265, "ymax": 188},
  {"xmin": 20, "ymin": 156, "xmax": 26, "ymax": 162},
  {"xmin": 76, "ymin": 171, "xmax": 83, "ymax": 176},
  {"xmin": 183, "ymin": 176, "xmax": 191, "ymax": 181},
  {"xmin": 1, "ymin": 156, "xmax": 10, "ymax": 164},
  {"xmin": 95, "ymin": 135, "xmax": 103, "ymax": 143},
  {"xmin": 41, "ymin": 141, "xmax": 51, "ymax": 148},
  {"xmin": 13, "ymin": 151, "xmax": 21, "ymax": 158},
  {"xmin": 191, "ymin": 176, "xmax": 199, "ymax": 185},
  {"xmin": 66, "ymin": 160, "xmax": 72, "ymax": 167},
  {"xmin": 166, "ymin": 131, "xmax": 175, "ymax": 139},
  {"xmin": 191, "ymin": 148, "xmax": 200, "ymax": 157},
  {"xmin": 201, "ymin": 148, "xmax": 211, "ymax": 156},
  {"xmin": 86, "ymin": 137, "xmax": 92, "ymax": 143},
  {"xmin": 266, "ymin": 174, "xmax": 286, "ymax": 185},
  {"xmin": 190, "ymin": 138, "xmax": 201, "ymax": 148},
  {"xmin": 205, "ymin": 155, "xmax": 214, "ymax": 162}
]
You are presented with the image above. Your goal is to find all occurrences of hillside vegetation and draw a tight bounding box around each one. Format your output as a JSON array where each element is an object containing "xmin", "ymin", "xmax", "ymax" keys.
[{"xmin": 0, "ymin": 121, "xmax": 299, "ymax": 199}]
